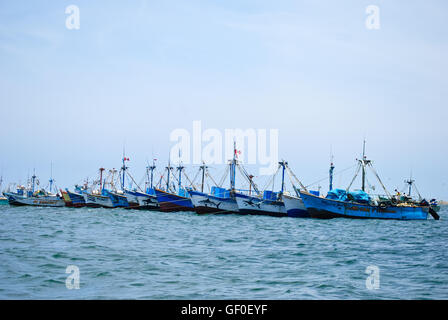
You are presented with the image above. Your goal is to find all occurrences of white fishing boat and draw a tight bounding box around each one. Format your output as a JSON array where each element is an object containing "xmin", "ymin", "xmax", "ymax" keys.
[
  {"xmin": 234, "ymin": 161, "xmax": 290, "ymax": 217},
  {"xmin": 5, "ymin": 170, "xmax": 64, "ymax": 207},
  {"xmin": 83, "ymin": 191, "xmax": 114, "ymax": 208},
  {"xmin": 83, "ymin": 168, "xmax": 114, "ymax": 208}
]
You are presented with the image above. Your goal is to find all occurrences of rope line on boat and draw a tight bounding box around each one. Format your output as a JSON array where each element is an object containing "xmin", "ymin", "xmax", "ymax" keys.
[{"xmin": 305, "ymin": 164, "xmax": 357, "ymax": 189}]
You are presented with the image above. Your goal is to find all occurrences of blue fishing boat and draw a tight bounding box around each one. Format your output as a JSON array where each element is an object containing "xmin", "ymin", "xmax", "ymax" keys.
[
  {"xmin": 61, "ymin": 185, "xmax": 87, "ymax": 207},
  {"xmin": 154, "ymin": 161, "xmax": 194, "ymax": 212},
  {"xmin": 189, "ymin": 160, "xmax": 239, "ymax": 214},
  {"xmin": 299, "ymin": 141, "xmax": 439, "ymax": 220},
  {"xmin": 123, "ymin": 159, "xmax": 159, "ymax": 210}
]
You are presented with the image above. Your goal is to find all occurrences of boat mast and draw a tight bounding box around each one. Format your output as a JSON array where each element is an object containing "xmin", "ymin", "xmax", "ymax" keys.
[
  {"xmin": 147, "ymin": 160, "xmax": 156, "ymax": 190},
  {"xmin": 329, "ymin": 150, "xmax": 335, "ymax": 191},
  {"xmin": 200, "ymin": 162, "xmax": 207, "ymax": 193},
  {"xmin": 405, "ymin": 172, "xmax": 414, "ymax": 197},
  {"xmin": 230, "ymin": 141, "xmax": 237, "ymax": 191},
  {"xmin": 49, "ymin": 162, "xmax": 54, "ymax": 193},
  {"xmin": 358, "ymin": 140, "xmax": 372, "ymax": 192},
  {"xmin": 31, "ymin": 169, "xmax": 36, "ymax": 193},
  {"xmin": 361, "ymin": 140, "xmax": 366, "ymax": 191},
  {"xmin": 121, "ymin": 148, "xmax": 128, "ymax": 190},
  {"xmin": 165, "ymin": 161, "xmax": 172, "ymax": 191},
  {"xmin": 279, "ymin": 160, "xmax": 287, "ymax": 194},
  {"xmin": 99, "ymin": 168, "xmax": 105, "ymax": 191},
  {"xmin": 177, "ymin": 164, "xmax": 184, "ymax": 191}
]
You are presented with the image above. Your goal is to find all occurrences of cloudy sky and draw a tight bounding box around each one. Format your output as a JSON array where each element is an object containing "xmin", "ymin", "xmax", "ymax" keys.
[{"xmin": 0, "ymin": 0, "xmax": 447, "ymax": 198}]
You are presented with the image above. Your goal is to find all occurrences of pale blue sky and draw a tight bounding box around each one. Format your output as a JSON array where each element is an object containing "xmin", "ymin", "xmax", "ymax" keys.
[{"xmin": 0, "ymin": 1, "xmax": 447, "ymax": 198}]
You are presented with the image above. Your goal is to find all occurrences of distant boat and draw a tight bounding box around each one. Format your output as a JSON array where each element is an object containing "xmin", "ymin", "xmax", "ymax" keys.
[{"xmin": 299, "ymin": 141, "xmax": 439, "ymax": 220}]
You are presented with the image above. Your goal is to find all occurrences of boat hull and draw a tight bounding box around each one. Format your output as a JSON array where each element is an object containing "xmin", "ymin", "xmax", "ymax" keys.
[
  {"xmin": 0, "ymin": 197, "xmax": 8, "ymax": 205},
  {"xmin": 83, "ymin": 193, "xmax": 114, "ymax": 208},
  {"xmin": 154, "ymin": 189, "xmax": 194, "ymax": 212},
  {"xmin": 4, "ymin": 192, "xmax": 65, "ymax": 207},
  {"xmin": 61, "ymin": 190, "xmax": 86, "ymax": 208},
  {"xmin": 299, "ymin": 191, "xmax": 429, "ymax": 220},
  {"xmin": 124, "ymin": 190, "xmax": 159, "ymax": 210},
  {"xmin": 189, "ymin": 190, "xmax": 238, "ymax": 214},
  {"xmin": 234, "ymin": 193, "xmax": 287, "ymax": 217},
  {"xmin": 282, "ymin": 194, "xmax": 310, "ymax": 218}
]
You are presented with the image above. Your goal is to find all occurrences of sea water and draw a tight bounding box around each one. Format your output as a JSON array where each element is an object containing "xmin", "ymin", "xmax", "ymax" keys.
[{"xmin": 0, "ymin": 205, "xmax": 446, "ymax": 299}]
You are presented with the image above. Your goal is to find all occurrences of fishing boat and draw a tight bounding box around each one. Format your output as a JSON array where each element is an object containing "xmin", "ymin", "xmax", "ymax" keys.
[
  {"xmin": 282, "ymin": 193, "xmax": 308, "ymax": 218},
  {"xmin": 279, "ymin": 163, "xmax": 312, "ymax": 218},
  {"xmin": 154, "ymin": 161, "xmax": 194, "ymax": 212},
  {"xmin": 234, "ymin": 160, "xmax": 290, "ymax": 217},
  {"xmin": 4, "ymin": 171, "xmax": 65, "ymax": 207},
  {"xmin": 298, "ymin": 142, "xmax": 440, "ymax": 220},
  {"xmin": 401, "ymin": 174, "xmax": 441, "ymax": 213},
  {"xmin": 0, "ymin": 176, "xmax": 8, "ymax": 205},
  {"xmin": 122, "ymin": 158, "xmax": 159, "ymax": 210},
  {"xmin": 189, "ymin": 161, "xmax": 239, "ymax": 214},
  {"xmin": 83, "ymin": 168, "xmax": 115, "ymax": 208},
  {"xmin": 61, "ymin": 184, "xmax": 87, "ymax": 207}
]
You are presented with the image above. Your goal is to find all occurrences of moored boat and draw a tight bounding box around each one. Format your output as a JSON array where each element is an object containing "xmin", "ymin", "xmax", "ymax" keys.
[
  {"xmin": 298, "ymin": 141, "xmax": 439, "ymax": 220},
  {"xmin": 5, "ymin": 170, "xmax": 65, "ymax": 207},
  {"xmin": 190, "ymin": 187, "xmax": 239, "ymax": 214},
  {"xmin": 61, "ymin": 185, "xmax": 87, "ymax": 207},
  {"xmin": 189, "ymin": 160, "xmax": 239, "ymax": 214},
  {"xmin": 122, "ymin": 159, "xmax": 159, "ymax": 210},
  {"xmin": 0, "ymin": 176, "xmax": 8, "ymax": 205},
  {"xmin": 234, "ymin": 160, "xmax": 289, "ymax": 217},
  {"xmin": 154, "ymin": 160, "xmax": 194, "ymax": 212},
  {"xmin": 282, "ymin": 194, "xmax": 309, "ymax": 218}
]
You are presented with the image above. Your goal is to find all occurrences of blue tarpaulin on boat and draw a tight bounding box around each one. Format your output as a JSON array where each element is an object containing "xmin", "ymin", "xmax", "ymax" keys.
[
  {"xmin": 326, "ymin": 189, "xmax": 347, "ymax": 201},
  {"xmin": 263, "ymin": 190, "xmax": 278, "ymax": 201},
  {"xmin": 348, "ymin": 190, "xmax": 371, "ymax": 204},
  {"xmin": 178, "ymin": 188, "xmax": 190, "ymax": 198},
  {"xmin": 309, "ymin": 190, "xmax": 320, "ymax": 196},
  {"xmin": 211, "ymin": 186, "xmax": 230, "ymax": 198},
  {"xmin": 326, "ymin": 189, "xmax": 371, "ymax": 203}
]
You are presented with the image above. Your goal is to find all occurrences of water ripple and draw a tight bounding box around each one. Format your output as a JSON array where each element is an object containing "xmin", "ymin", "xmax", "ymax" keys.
[{"xmin": 0, "ymin": 205, "xmax": 447, "ymax": 299}]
